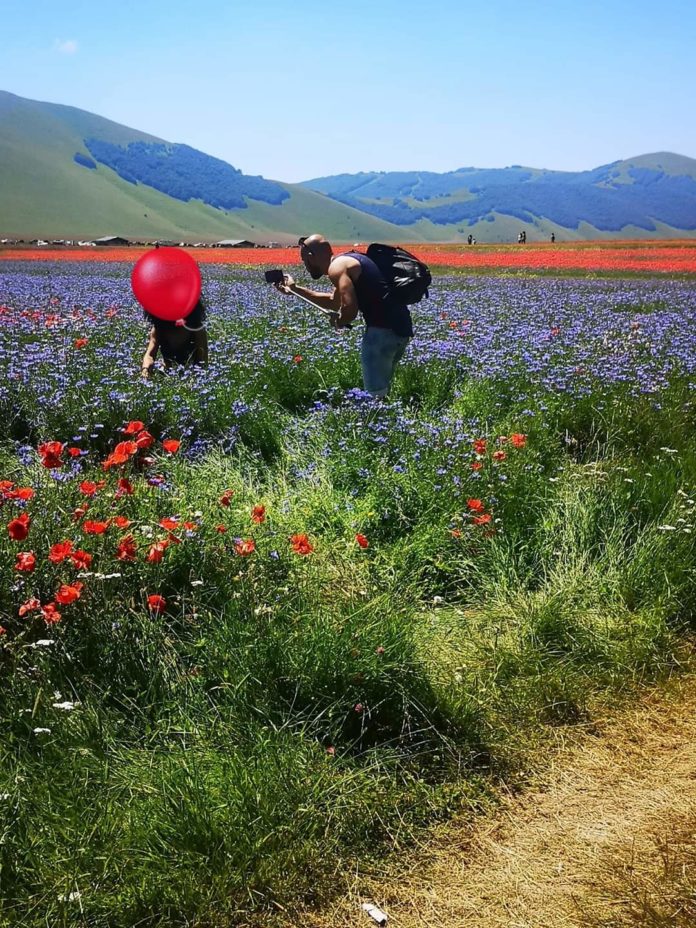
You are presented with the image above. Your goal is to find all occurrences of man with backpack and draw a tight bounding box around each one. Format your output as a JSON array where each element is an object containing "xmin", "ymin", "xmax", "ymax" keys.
[{"xmin": 275, "ymin": 234, "xmax": 428, "ymax": 398}]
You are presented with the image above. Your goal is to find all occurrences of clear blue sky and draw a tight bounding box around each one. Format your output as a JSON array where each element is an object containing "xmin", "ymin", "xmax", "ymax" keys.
[{"xmin": 2, "ymin": 0, "xmax": 694, "ymax": 182}]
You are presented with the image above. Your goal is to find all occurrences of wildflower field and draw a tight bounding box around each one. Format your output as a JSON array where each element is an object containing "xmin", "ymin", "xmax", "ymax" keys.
[{"xmin": 1, "ymin": 250, "xmax": 696, "ymax": 926}]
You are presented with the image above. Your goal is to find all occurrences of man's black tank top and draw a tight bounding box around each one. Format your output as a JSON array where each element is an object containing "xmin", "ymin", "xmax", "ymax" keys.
[{"xmin": 340, "ymin": 252, "xmax": 413, "ymax": 337}]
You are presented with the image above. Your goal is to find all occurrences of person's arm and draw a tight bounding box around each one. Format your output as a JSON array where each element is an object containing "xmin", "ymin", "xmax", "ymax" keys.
[
  {"xmin": 275, "ymin": 274, "xmax": 340, "ymax": 311},
  {"xmin": 330, "ymin": 267, "xmax": 360, "ymax": 328},
  {"xmin": 194, "ymin": 328, "xmax": 208, "ymax": 366},
  {"xmin": 141, "ymin": 327, "xmax": 159, "ymax": 378}
]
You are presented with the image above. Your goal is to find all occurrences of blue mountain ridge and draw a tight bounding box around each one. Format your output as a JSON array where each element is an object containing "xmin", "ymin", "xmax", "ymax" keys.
[{"xmin": 301, "ymin": 157, "xmax": 696, "ymax": 231}]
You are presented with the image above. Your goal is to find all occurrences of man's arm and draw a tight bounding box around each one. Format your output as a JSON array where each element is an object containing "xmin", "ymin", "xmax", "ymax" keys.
[
  {"xmin": 194, "ymin": 329, "xmax": 208, "ymax": 366},
  {"xmin": 330, "ymin": 266, "xmax": 360, "ymax": 328},
  {"xmin": 141, "ymin": 327, "xmax": 159, "ymax": 378},
  {"xmin": 279, "ymin": 275, "xmax": 339, "ymax": 311}
]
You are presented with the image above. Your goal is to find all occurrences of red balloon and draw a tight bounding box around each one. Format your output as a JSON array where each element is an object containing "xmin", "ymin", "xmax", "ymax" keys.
[{"xmin": 131, "ymin": 248, "xmax": 201, "ymax": 321}]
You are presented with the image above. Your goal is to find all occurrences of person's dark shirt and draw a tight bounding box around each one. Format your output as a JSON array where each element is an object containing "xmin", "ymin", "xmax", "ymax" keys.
[
  {"xmin": 341, "ymin": 252, "xmax": 413, "ymax": 338},
  {"xmin": 155, "ymin": 326, "xmax": 198, "ymax": 364},
  {"xmin": 146, "ymin": 300, "xmax": 206, "ymax": 366}
]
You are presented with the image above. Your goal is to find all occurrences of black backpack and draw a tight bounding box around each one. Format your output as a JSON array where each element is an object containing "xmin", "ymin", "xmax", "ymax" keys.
[{"xmin": 365, "ymin": 243, "xmax": 432, "ymax": 305}]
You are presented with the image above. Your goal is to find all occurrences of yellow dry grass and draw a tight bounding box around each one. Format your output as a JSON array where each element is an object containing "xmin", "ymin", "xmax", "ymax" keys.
[{"xmin": 288, "ymin": 674, "xmax": 696, "ymax": 928}]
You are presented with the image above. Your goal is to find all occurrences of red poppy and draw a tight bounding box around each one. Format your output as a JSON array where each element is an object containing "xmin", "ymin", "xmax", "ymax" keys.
[
  {"xmin": 79, "ymin": 480, "xmax": 104, "ymax": 496},
  {"xmin": 471, "ymin": 460, "xmax": 483, "ymax": 471},
  {"xmin": 147, "ymin": 594, "xmax": 166, "ymax": 614},
  {"xmin": 135, "ymin": 430, "xmax": 155, "ymax": 450},
  {"xmin": 72, "ymin": 505, "xmax": 89, "ymax": 522},
  {"xmin": 38, "ymin": 441, "xmax": 64, "ymax": 468},
  {"xmin": 67, "ymin": 447, "xmax": 83, "ymax": 458},
  {"xmin": 12, "ymin": 487, "xmax": 35, "ymax": 501},
  {"xmin": 114, "ymin": 440, "xmax": 138, "ymax": 458},
  {"xmin": 113, "ymin": 516, "xmax": 132, "ymax": 529},
  {"xmin": 103, "ymin": 441, "xmax": 138, "ymax": 469},
  {"xmin": 71, "ymin": 549, "xmax": 93, "ymax": 569},
  {"xmin": 49, "ymin": 540, "xmax": 74, "ymax": 563},
  {"xmin": 492, "ymin": 450, "xmax": 507, "ymax": 462},
  {"xmin": 116, "ymin": 535, "xmax": 137, "ymax": 561},
  {"xmin": 41, "ymin": 602, "xmax": 62, "ymax": 624},
  {"xmin": 162, "ymin": 439, "xmax": 180, "ymax": 454},
  {"xmin": 467, "ymin": 498, "xmax": 485, "ymax": 512},
  {"xmin": 0, "ymin": 480, "xmax": 14, "ymax": 495},
  {"xmin": 54, "ymin": 581, "xmax": 84, "ymax": 605},
  {"xmin": 147, "ymin": 539, "xmax": 169, "ymax": 563},
  {"xmin": 290, "ymin": 533, "xmax": 314, "ymax": 556},
  {"xmin": 215, "ymin": 524, "xmax": 227, "ymax": 533},
  {"xmin": 473, "ymin": 513, "xmax": 492, "ymax": 525},
  {"xmin": 510, "ymin": 433, "xmax": 527, "ymax": 448},
  {"xmin": 123, "ymin": 420, "xmax": 145, "ymax": 435},
  {"xmin": 74, "ymin": 337, "xmax": 88, "ymax": 349},
  {"xmin": 19, "ymin": 597, "xmax": 41, "ymax": 617},
  {"xmin": 251, "ymin": 505, "xmax": 266, "ymax": 524},
  {"xmin": 293, "ymin": 355, "xmax": 303, "ymax": 363},
  {"xmin": 0, "ymin": 626, "xmax": 6, "ymax": 636},
  {"xmin": 83, "ymin": 520, "xmax": 110, "ymax": 535},
  {"xmin": 355, "ymin": 533, "xmax": 369, "ymax": 548},
  {"xmin": 235, "ymin": 538, "xmax": 256, "ymax": 556},
  {"xmin": 15, "ymin": 551, "xmax": 36, "ymax": 572},
  {"xmin": 7, "ymin": 513, "xmax": 30, "ymax": 541},
  {"xmin": 116, "ymin": 478, "xmax": 134, "ymax": 496},
  {"xmin": 473, "ymin": 439, "xmax": 487, "ymax": 455},
  {"xmin": 159, "ymin": 517, "xmax": 180, "ymax": 532},
  {"xmin": 219, "ymin": 490, "xmax": 234, "ymax": 507},
  {"xmin": 450, "ymin": 529, "xmax": 462, "ymax": 538}
]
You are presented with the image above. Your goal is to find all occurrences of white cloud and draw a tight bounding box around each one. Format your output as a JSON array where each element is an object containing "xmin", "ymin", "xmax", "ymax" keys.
[{"xmin": 54, "ymin": 39, "xmax": 78, "ymax": 55}]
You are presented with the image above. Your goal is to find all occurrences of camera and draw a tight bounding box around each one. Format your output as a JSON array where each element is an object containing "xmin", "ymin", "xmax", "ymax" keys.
[{"xmin": 264, "ymin": 269, "xmax": 285, "ymax": 285}]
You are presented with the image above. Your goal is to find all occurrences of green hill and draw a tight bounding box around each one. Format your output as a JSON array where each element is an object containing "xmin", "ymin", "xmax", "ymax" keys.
[
  {"xmin": 3, "ymin": 89, "xmax": 695, "ymax": 243},
  {"xmin": 0, "ymin": 90, "xmax": 413, "ymax": 243},
  {"xmin": 301, "ymin": 153, "xmax": 696, "ymax": 242}
]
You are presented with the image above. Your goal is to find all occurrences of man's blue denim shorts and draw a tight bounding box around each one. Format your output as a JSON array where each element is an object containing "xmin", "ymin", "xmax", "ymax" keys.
[{"xmin": 360, "ymin": 327, "xmax": 411, "ymax": 397}]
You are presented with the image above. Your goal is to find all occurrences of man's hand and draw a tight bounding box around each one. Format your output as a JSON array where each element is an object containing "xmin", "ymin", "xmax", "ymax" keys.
[{"xmin": 274, "ymin": 273, "xmax": 295, "ymax": 296}]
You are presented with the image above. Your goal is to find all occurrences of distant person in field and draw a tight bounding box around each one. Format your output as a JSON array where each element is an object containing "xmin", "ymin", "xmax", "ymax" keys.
[
  {"xmin": 141, "ymin": 299, "xmax": 208, "ymax": 379},
  {"xmin": 551, "ymin": 232, "xmax": 556, "ymax": 243},
  {"xmin": 467, "ymin": 234, "xmax": 473, "ymax": 245},
  {"xmin": 275, "ymin": 234, "xmax": 413, "ymax": 398}
]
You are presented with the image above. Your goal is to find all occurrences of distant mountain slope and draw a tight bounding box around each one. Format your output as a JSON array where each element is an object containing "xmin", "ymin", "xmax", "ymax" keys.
[
  {"xmin": 0, "ymin": 90, "xmax": 411, "ymax": 242},
  {"xmin": 302, "ymin": 153, "xmax": 696, "ymax": 240},
  {"xmin": 2, "ymin": 89, "xmax": 695, "ymax": 243}
]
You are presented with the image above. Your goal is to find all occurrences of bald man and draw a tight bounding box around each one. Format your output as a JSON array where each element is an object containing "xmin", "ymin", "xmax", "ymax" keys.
[{"xmin": 275, "ymin": 234, "xmax": 413, "ymax": 398}]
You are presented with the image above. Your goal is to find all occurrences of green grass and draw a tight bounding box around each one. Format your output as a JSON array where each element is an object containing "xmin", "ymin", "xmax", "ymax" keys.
[
  {"xmin": 1, "ymin": 267, "xmax": 696, "ymax": 925},
  {"xmin": 2, "ymin": 375, "xmax": 695, "ymax": 925}
]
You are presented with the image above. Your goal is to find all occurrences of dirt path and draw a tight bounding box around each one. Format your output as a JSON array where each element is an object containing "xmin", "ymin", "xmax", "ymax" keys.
[{"xmin": 297, "ymin": 676, "xmax": 696, "ymax": 928}]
